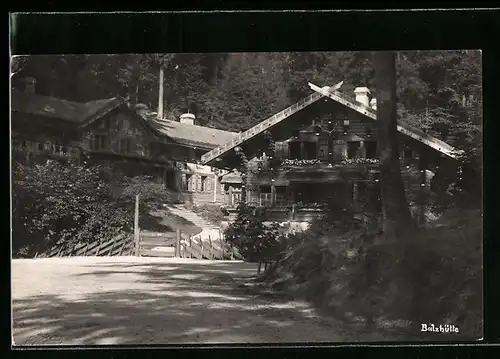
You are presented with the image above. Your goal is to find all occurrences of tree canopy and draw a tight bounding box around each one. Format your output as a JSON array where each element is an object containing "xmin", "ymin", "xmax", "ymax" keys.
[{"xmin": 12, "ymin": 51, "xmax": 481, "ymax": 137}]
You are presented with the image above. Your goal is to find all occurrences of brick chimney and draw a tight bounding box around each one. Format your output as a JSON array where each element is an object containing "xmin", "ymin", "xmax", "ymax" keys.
[
  {"xmin": 23, "ymin": 77, "xmax": 37, "ymax": 94},
  {"xmin": 354, "ymin": 87, "xmax": 371, "ymax": 107},
  {"xmin": 180, "ymin": 113, "xmax": 195, "ymax": 126}
]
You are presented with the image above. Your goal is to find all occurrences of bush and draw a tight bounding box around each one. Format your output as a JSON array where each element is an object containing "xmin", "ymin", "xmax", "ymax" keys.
[
  {"xmin": 11, "ymin": 162, "xmax": 176, "ymax": 257},
  {"xmin": 223, "ymin": 204, "xmax": 282, "ymax": 263},
  {"xmin": 261, "ymin": 208, "xmax": 482, "ymax": 339}
]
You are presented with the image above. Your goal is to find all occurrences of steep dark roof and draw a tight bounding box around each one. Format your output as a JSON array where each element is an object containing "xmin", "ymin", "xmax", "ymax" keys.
[
  {"xmin": 142, "ymin": 113, "xmax": 238, "ymax": 150},
  {"xmin": 11, "ymin": 91, "xmax": 238, "ymax": 152},
  {"xmin": 11, "ymin": 89, "xmax": 123, "ymax": 123}
]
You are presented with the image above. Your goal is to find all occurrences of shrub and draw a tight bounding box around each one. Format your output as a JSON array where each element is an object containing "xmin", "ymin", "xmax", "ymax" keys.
[
  {"xmin": 261, "ymin": 208, "xmax": 482, "ymax": 339},
  {"xmin": 11, "ymin": 162, "xmax": 176, "ymax": 257},
  {"xmin": 223, "ymin": 204, "xmax": 282, "ymax": 263}
]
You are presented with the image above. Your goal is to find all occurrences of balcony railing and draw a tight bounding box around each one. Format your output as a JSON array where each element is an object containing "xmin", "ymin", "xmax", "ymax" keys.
[
  {"xmin": 252, "ymin": 158, "xmax": 380, "ymax": 169},
  {"xmin": 12, "ymin": 140, "xmax": 78, "ymax": 158}
]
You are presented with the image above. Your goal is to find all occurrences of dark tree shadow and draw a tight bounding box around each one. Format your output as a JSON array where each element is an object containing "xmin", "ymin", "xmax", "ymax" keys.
[{"xmin": 12, "ymin": 259, "xmax": 403, "ymax": 346}]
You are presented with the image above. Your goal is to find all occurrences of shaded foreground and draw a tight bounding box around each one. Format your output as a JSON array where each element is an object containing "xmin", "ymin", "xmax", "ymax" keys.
[{"xmin": 11, "ymin": 257, "xmax": 389, "ymax": 345}]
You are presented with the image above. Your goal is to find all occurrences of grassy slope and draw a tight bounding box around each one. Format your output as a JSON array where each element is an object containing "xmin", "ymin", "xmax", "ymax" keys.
[{"xmin": 144, "ymin": 208, "xmax": 202, "ymax": 237}]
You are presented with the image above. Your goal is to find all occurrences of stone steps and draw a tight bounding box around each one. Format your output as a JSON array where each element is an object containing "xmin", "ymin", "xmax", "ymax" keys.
[
  {"xmin": 181, "ymin": 191, "xmax": 225, "ymax": 207},
  {"xmin": 167, "ymin": 204, "xmax": 214, "ymax": 229}
]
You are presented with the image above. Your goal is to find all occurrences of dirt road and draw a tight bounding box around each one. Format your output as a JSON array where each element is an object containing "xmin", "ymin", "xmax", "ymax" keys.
[{"xmin": 12, "ymin": 256, "xmax": 366, "ymax": 345}]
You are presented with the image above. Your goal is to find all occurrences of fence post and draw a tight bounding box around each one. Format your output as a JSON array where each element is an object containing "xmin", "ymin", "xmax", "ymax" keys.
[
  {"xmin": 189, "ymin": 235, "xmax": 193, "ymax": 258},
  {"xmin": 96, "ymin": 239, "xmax": 103, "ymax": 256},
  {"xmin": 175, "ymin": 229, "xmax": 181, "ymax": 258},
  {"xmin": 83, "ymin": 242, "xmax": 90, "ymax": 256},
  {"xmin": 134, "ymin": 194, "xmax": 140, "ymax": 257},
  {"xmin": 208, "ymin": 235, "xmax": 213, "ymax": 260},
  {"xmin": 118, "ymin": 239, "xmax": 126, "ymax": 256},
  {"xmin": 199, "ymin": 236, "xmax": 204, "ymax": 259}
]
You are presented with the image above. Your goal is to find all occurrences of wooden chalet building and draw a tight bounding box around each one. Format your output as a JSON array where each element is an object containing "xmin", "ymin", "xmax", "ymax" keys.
[
  {"xmin": 204, "ymin": 82, "xmax": 462, "ymax": 224},
  {"xmin": 11, "ymin": 78, "xmax": 236, "ymax": 205}
]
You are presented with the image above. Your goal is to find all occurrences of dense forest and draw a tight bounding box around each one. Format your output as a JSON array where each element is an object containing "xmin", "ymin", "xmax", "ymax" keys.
[{"xmin": 11, "ymin": 51, "xmax": 481, "ymax": 145}]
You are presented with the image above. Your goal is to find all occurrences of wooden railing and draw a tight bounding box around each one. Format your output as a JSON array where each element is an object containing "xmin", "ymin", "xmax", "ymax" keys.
[
  {"xmin": 37, "ymin": 232, "xmax": 135, "ymax": 258},
  {"xmin": 179, "ymin": 233, "xmax": 230, "ymax": 260}
]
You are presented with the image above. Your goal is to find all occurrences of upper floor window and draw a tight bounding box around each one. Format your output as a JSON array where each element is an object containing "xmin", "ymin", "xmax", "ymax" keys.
[
  {"xmin": 404, "ymin": 148, "xmax": 413, "ymax": 160},
  {"xmin": 347, "ymin": 141, "xmax": 360, "ymax": 159},
  {"xmin": 185, "ymin": 174, "xmax": 193, "ymax": 191},
  {"xmin": 275, "ymin": 186, "xmax": 287, "ymax": 207},
  {"xmin": 100, "ymin": 118, "xmax": 111, "ymax": 130},
  {"xmin": 303, "ymin": 142, "xmax": 317, "ymax": 160},
  {"xmin": 92, "ymin": 135, "xmax": 108, "ymax": 150},
  {"xmin": 232, "ymin": 192, "xmax": 242, "ymax": 206},
  {"xmin": 260, "ymin": 186, "xmax": 272, "ymax": 207},
  {"xmin": 365, "ymin": 141, "xmax": 377, "ymax": 159},
  {"xmin": 118, "ymin": 138, "xmax": 132, "ymax": 153},
  {"xmin": 201, "ymin": 176, "xmax": 208, "ymax": 192},
  {"xmin": 289, "ymin": 141, "xmax": 301, "ymax": 160}
]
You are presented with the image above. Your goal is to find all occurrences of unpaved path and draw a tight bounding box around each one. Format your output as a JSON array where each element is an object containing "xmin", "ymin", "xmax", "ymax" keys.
[{"xmin": 12, "ymin": 257, "xmax": 371, "ymax": 345}]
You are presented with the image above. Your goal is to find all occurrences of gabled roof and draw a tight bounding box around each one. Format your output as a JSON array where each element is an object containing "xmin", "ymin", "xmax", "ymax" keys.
[
  {"xmin": 11, "ymin": 91, "xmax": 237, "ymax": 153},
  {"xmin": 141, "ymin": 113, "xmax": 238, "ymax": 150},
  {"xmin": 11, "ymin": 89, "xmax": 124, "ymax": 123},
  {"xmin": 201, "ymin": 82, "xmax": 461, "ymax": 166}
]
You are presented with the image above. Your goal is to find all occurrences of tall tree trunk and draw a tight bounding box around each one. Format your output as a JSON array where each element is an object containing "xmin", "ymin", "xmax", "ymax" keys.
[{"xmin": 373, "ymin": 51, "xmax": 415, "ymax": 240}]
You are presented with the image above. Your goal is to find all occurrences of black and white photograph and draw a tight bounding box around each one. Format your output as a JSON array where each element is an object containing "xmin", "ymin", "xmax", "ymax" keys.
[{"xmin": 10, "ymin": 50, "xmax": 483, "ymax": 345}]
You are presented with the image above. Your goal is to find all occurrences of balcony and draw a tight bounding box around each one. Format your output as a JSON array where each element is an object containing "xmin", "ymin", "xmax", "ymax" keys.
[
  {"xmin": 12, "ymin": 140, "xmax": 79, "ymax": 159},
  {"xmin": 250, "ymin": 158, "xmax": 380, "ymax": 181}
]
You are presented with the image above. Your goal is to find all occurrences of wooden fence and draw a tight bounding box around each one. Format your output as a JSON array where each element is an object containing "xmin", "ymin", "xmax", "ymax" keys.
[
  {"xmin": 36, "ymin": 195, "xmax": 241, "ymax": 260},
  {"xmin": 38, "ymin": 232, "xmax": 135, "ymax": 258},
  {"xmin": 133, "ymin": 195, "xmax": 240, "ymax": 260},
  {"xmin": 136, "ymin": 229, "xmax": 237, "ymax": 260}
]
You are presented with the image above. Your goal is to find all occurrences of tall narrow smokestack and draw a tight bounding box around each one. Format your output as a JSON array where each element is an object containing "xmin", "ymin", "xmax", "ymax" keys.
[{"xmin": 157, "ymin": 68, "xmax": 164, "ymax": 120}]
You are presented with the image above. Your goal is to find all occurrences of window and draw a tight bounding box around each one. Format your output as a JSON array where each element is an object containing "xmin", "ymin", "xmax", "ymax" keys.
[
  {"xmin": 347, "ymin": 142, "xmax": 360, "ymax": 159},
  {"xmin": 232, "ymin": 192, "xmax": 242, "ymax": 206},
  {"xmin": 185, "ymin": 174, "xmax": 192, "ymax": 191},
  {"xmin": 317, "ymin": 139, "xmax": 329, "ymax": 160},
  {"xmin": 303, "ymin": 142, "xmax": 317, "ymax": 160},
  {"xmin": 404, "ymin": 148, "xmax": 413, "ymax": 160},
  {"xmin": 275, "ymin": 187, "xmax": 287, "ymax": 207},
  {"xmin": 101, "ymin": 118, "xmax": 110, "ymax": 130},
  {"xmin": 365, "ymin": 141, "xmax": 377, "ymax": 159},
  {"xmin": 289, "ymin": 141, "xmax": 301, "ymax": 160},
  {"xmin": 337, "ymin": 114, "xmax": 350, "ymax": 133},
  {"xmin": 365, "ymin": 124, "xmax": 374, "ymax": 138},
  {"xmin": 260, "ymin": 193, "xmax": 273, "ymax": 207},
  {"xmin": 118, "ymin": 138, "xmax": 132, "ymax": 153},
  {"xmin": 260, "ymin": 186, "xmax": 272, "ymax": 207},
  {"xmin": 201, "ymin": 176, "xmax": 207, "ymax": 192},
  {"xmin": 92, "ymin": 135, "xmax": 108, "ymax": 150}
]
